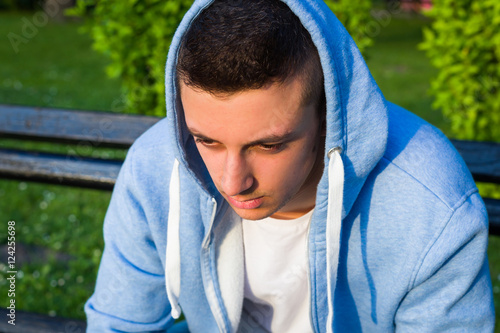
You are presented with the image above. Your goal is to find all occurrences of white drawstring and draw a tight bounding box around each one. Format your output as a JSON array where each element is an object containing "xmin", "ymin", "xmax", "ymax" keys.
[
  {"xmin": 166, "ymin": 159, "xmax": 182, "ymax": 319},
  {"xmin": 326, "ymin": 147, "xmax": 344, "ymax": 333}
]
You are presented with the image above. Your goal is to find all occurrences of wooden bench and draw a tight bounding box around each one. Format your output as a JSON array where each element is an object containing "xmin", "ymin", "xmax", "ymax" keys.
[
  {"xmin": 0, "ymin": 104, "xmax": 499, "ymax": 332},
  {"xmin": 0, "ymin": 104, "xmax": 159, "ymax": 190}
]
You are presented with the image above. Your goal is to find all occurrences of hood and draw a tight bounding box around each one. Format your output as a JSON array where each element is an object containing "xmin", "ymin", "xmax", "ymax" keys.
[
  {"xmin": 165, "ymin": 0, "xmax": 388, "ymax": 218},
  {"xmin": 164, "ymin": 1, "xmax": 388, "ymax": 331}
]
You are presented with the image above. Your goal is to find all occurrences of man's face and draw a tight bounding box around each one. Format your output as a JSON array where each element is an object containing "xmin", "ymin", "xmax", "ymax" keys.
[{"xmin": 181, "ymin": 76, "xmax": 324, "ymax": 220}]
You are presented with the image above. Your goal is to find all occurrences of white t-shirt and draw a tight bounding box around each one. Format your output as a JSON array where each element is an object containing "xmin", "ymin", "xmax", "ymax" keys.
[{"xmin": 238, "ymin": 210, "xmax": 314, "ymax": 333}]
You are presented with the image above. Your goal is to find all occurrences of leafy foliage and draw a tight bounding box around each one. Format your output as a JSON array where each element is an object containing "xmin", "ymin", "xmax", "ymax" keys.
[
  {"xmin": 70, "ymin": 0, "xmax": 373, "ymax": 116},
  {"xmin": 69, "ymin": 0, "xmax": 193, "ymax": 116},
  {"xmin": 420, "ymin": 0, "xmax": 500, "ymax": 141},
  {"xmin": 324, "ymin": 0, "xmax": 374, "ymax": 53}
]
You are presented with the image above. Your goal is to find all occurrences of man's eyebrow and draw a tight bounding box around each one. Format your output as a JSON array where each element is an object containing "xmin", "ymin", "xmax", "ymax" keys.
[
  {"xmin": 245, "ymin": 132, "xmax": 296, "ymax": 146},
  {"xmin": 187, "ymin": 129, "xmax": 217, "ymax": 142},
  {"xmin": 187, "ymin": 128, "xmax": 296, "ymax": 146}
]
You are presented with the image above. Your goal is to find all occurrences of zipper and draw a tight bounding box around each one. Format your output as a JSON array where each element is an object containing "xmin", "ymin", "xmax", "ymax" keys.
[
  {"xmin": 201, "ymin": 197, "xmax": 218, "ymax": 248},
  {"xmin": 201, "ymin": 198, "xmax": 228, "ymax": 333},
  {"xmin": 307, "ymin": 211, "xmax": 322, "ymax": 333},
  {"xmin": 307, "ymin": 214, "xmax": 314, "ymax": 332}
]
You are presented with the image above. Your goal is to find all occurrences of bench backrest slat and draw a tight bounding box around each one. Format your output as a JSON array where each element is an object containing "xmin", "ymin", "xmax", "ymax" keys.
[
  {"xmin": 451, "ymin": 140, "xmax": 500, "ymax": 183},
  {"xmin": 0, "ymin": 148, "xmax": 122, "ymax": 190},
  {"xmin": 0, "ymin": 105, "xmax": 160, "ymax": 148},
  {"xmin": 0, "ymin": 308, "xmax": 86, "ymax": 333},
  {"xmin": 485, "ymin": 198, "xmax": 500, "ymax": 235}
]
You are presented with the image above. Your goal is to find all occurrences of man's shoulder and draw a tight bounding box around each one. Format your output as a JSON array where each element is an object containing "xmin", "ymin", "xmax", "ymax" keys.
[
  {"xmin": 128, "ymin": 117, "xmax": 174, "ymax": 161},
  {"xmin": 112, "ymin": 116, "xmax": 207, "ymax": 224},
  {"xmin": 123, "ymin": 116, "xmax": 184, "ymax": 183},
  {"xmin": 381, "ymin": 102, "xmax": 477, "ymax": 210},
  {"xmin": 116, "ymin": 117, "xmax": 186, "ymax": 200}
]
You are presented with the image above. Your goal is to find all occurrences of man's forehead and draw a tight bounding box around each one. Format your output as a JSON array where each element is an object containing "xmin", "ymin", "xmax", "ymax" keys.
[{"xmin": 180, "ymin": 76, "xmax": 318, "ymax": 144}]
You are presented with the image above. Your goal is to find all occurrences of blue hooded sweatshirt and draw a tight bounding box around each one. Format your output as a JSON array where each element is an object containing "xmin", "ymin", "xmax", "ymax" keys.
[{"xmin": 85, "ymin": 0, "xmax": 495, "ymax": 331}]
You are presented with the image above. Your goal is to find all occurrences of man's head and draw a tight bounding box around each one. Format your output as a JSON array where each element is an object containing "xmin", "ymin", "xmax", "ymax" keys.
[{"xmin": 177, "ymin": 0, "xmax": 326, "ymax": 220}]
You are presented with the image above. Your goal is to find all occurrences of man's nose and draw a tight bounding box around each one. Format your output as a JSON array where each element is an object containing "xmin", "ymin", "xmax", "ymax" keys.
[{"xmin": 221, "ymin": 152, "xmax": 254, "ymax": 197}]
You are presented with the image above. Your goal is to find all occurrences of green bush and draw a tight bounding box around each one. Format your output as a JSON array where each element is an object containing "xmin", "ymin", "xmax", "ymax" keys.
[
  {"xmin": 69, "ymin": 0, "xmax": 193, "ymax": 116},
  {"xmin": 71, "ymin": 0, "xmax": 374, "ymax": 116},
  {"xmin": 324, "ymin": 0, "xmax": 374, "ymax": 53},
  {"xmin": 420, "ymin": 0, "xmax": 500, "ymax": 141}
]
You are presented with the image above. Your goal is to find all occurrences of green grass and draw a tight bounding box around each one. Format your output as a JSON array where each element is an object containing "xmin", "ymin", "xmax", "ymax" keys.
[
  {"xmin": 0, "ymin": 181, "xmax": 109, "ymax": 319},
  {"xmin": 0, "ymin": 12, "xmax": 122, "ymax": 110},
  {"xmin": 0, "ymin": 10, "xmax": 498, "ymax": 327}
]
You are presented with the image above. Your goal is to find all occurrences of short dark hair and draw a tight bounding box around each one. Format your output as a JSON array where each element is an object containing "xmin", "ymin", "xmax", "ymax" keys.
[{"xmin": 177, "ymin": 0, "xmax": 325, "ymax": 111}]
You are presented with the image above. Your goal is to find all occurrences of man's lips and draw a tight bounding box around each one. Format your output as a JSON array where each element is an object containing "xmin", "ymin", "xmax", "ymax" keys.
[{"xmin": 225, "ymin": 196, "xmax": 264, "ymax": 209}]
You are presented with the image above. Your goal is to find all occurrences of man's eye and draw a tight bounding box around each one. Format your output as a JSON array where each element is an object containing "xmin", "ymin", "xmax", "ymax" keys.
[
  {"xmin": 259, "ymin": 143, "xmax": 284, "ymax": 152},
  {"xmin": 195, "ymin": 138, "xmax": 216, "ymax": 146}
]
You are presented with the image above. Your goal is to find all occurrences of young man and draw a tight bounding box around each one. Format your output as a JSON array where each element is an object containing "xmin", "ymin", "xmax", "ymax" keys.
[{"xmin": 85, "ymin": 0, "xmax": 495, "ymax": 332}]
